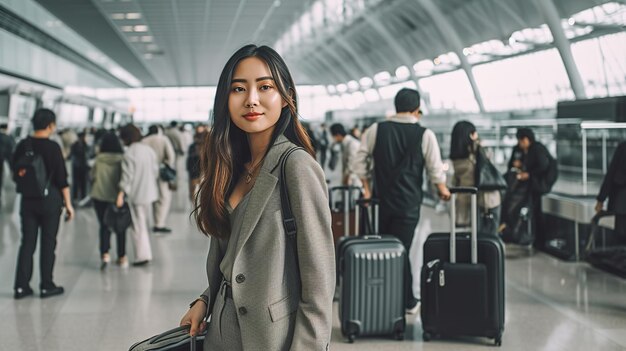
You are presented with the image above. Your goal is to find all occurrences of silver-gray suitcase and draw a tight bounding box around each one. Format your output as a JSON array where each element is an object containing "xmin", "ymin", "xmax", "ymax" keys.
[{"xmin": 337, "ymin": 199, "xmax": 406, "ymax": 343}]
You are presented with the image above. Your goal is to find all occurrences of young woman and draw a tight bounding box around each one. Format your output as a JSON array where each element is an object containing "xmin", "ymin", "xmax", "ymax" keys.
[
  {"xmin": 116, "ymin": 124, "xmax": 159, "ymax": 266},
  {"xmin": 450, "ymin": 121, "xmax": 501, "ymax": 234},
  {"xmin": 180, "ymin": 45, "xmax": 335, "ymax": 350},
  {"xmin": 91, "ymin": 132, "xmax": 127, "ymax": 268}
]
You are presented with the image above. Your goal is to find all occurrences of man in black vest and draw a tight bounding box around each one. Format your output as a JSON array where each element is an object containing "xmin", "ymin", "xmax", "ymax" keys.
[{"xmin": 354, "ymin": 88, "xmax": 450, "ymax": 314}]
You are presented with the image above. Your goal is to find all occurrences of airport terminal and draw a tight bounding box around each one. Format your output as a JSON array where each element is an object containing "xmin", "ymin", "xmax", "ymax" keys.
[{"xmin": 0, "ymin": 0, "xmax": 626, "ymax": 350}]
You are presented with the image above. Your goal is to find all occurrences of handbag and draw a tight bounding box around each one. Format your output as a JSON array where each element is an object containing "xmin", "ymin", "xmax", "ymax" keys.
[
  {"xmin": 160, "ymin": 163, "xmax": 177, "ymax": 182},
  {"xmin": 103, "ymin": 203, "xmax": 132, "ymax": 233},
  {"xmin": 475, "ymin": 146, "xmax": 507, "ymax": 191},
  {"xmin": 128, "ymin": 325, "xmax": 205, "ymax": 351}
]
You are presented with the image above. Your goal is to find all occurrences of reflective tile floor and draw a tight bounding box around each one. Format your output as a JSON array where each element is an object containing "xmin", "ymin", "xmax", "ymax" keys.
[{"xmin": 1, "ymin": 164, "xmax": 626, "ymax": 351}]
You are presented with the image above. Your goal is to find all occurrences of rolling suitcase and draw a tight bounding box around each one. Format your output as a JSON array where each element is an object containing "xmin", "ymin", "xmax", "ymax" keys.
[
  {"xmin": 337, "ymin": 199, "xmax": 406, "ymax": 343},
  {"xmin": 421, "ymin": 187, "xmax": 505, "ymax": 346},
  {"xmin": 329, "ymin": 186, "xmax": 363, "ymax": 246}
]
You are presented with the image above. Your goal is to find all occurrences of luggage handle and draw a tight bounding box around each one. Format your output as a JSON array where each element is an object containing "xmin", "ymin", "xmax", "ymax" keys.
[
  {"xmin": 329, "ymin": 186, "xmax": 362, "ymax": 236},
  {"xmin": 449, "ymin": 187, "xmax": 478, "ymax": 264},
  {"xmin": 354, "ymin": 198, "xmax": 379, "ymax": 235}
]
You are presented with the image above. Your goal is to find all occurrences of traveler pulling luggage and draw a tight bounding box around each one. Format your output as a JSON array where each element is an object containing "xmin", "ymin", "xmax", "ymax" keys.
[
  {"xmin": 421, "ymin": 187, "xmax": 505, "ymax": 346},
  {"xmin": 500, "ymin": 169, "xmax": 533, "ymax": 245},
  {"xmin": 337, "ymin": 198, "xmax": 406, "ymax": 343}
]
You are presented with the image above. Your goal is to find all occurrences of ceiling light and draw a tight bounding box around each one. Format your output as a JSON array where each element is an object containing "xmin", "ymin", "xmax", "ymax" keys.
[
  {"xmin": 347, "ymin": 80, "xmax": 360, "ymax": 91},
  {"xmin": 326, "ymin": 85, "xmax": 336, "ymax": 94},
  {"xmin": 359, "ymin": 77, "xmax": 373, "ymax": 88},
  {"xmin": 144, "ymin": 53, "xmax": 154, "ymax": 59},
  {"xmin": 121, "ymin": 26, "xmax": 134, "ymax": 32},
  {"xmin": 568, "ymin": 18, "xmax": 576, "ymax": 26},
  {"xmin": 141, "ymin": 36, "xmax": 153, "ymax": 42},
  {"xmin": 126, "ymin": 13, "xmax": 142, "ymax": 20},
  {"xmin": 128, "ymin": 36, "xmax": 140, "ymax": 42},
  {"xmin": 433, "ymin": 57, "xmax": 441, "ymax": 65},
  {"xmin": 134, "ymin": 25, "xmax": 148, "ymax": 32},
  {"xmin": 111, "ymin": 13, "xmax": 125, "ymax": 20},
  {"xmin": 462, "ymin": 47, "xmax": 474, "ymax": 56},
  {"xmin": 146, "ymin": 44, "xmax": 159, "ymax": 51},
  {"xmin": 373, "ymin": 71, "xmax": 391, "ymax": 85},
  {"xmin": 395, "ymin": 66, "xmax": 411, "ymax": 80},
  {"xmin": 336, "ymin": 84, "xmax": 348, "ymax": 93}
]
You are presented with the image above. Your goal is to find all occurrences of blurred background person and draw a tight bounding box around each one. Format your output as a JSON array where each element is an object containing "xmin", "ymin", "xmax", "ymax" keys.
[
  {"xmin": 330, "ymin": 123, "xmax": 362, "ymax": 186},
  {"xmin": 117, "ymin": 124, "xmax": 158, "ymax": 266},
  {"xmin": 68, "ymin": 131, "xmax": 91, "ymax": 202},
  {"xmin": 596, "ymin": 141, "xmax": 626, "ymax": 242},
  {"xmin": 0, "ymin": 123, "xmax": 15, "ymax": 208},
  {"xmin": 91, "ymin": 132, "xmax": 128, "ymax": 269},
  {"xmin": 186, "ymin": 130, "xmax": 206, "ymax": 203}
]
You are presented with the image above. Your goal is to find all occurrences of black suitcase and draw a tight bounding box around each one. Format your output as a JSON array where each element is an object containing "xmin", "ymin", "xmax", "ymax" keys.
[
  {"xmin": 421, "ymin": 187, "xmax": 505, "ymax": 346},
  {"xmin": 337, "ymin": 199, "xmax": 406, "ymax": 343}
]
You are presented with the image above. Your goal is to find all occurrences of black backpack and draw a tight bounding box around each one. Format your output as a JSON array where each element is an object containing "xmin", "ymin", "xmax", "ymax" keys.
[{"xmin": 13, "ymin": 138, "xmax": 51, "ymax": 198}]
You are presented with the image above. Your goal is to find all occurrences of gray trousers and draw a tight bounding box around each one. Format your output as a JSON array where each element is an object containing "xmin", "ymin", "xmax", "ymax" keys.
[{"xmin": 204, "ymin": 280, "xmax": 243, "ymax": 351}]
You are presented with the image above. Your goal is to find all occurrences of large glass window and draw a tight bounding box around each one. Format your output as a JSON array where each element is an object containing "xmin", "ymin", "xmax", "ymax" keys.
[
  {"xmin": 418, "ymin": 71, "xmax": 479, "ymax": 112},
  {"xmin": 473, "ymin": 49, "xmax": 574, "ymax": 111},
  {"xmin": 572, "ymin": 32, "xmax": 626, "ymax": 98}
]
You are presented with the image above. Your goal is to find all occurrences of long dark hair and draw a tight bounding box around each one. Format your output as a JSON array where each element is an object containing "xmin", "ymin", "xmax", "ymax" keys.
[
  {"xmin": 99, "ymin": 132, "xmax": 124, "ymax": 154},
  {"xmin": 450, "ymin": 121, "xmax": 477, "ymax": 160},
  {"xmin": 193, "ymin": 44, "xmax": 314, "ymax": 239}
]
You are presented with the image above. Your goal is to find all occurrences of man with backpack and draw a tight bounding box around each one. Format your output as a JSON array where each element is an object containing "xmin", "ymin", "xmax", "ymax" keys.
[
  {"xmin": 12, "ymin": 108, "xmax": 74, "ymax": 299},
  {"xmin": 511, "ymin": 128, "xmax": 558, "ymax": 250}
]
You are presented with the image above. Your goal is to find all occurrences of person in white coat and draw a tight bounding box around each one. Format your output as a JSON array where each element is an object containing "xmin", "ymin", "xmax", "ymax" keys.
[
  {"xmin": 142, "ymin": 125, "xmax": 176, "ymax": 233},
  {"xmin": 116, "ymin": 124, "xmax": 159, "ymax": 266}
]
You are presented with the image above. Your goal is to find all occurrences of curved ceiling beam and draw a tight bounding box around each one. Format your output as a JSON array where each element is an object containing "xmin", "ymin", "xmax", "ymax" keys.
[
  {"xmin": 332, "ymin": 35, "xmax": 377, "ymax": 82},
  {"xmin": 301, "ymin": 50, "xmax": 352, "ymax": 83},
  {"xmin": 361, "ymin": 11, "xmax": 430, "ymax": 110},
  {"xmin": 415, "ymin": 0, "xmax": 486, "ymax": 113},
  {"xmin": 534, "ymin": 0, "xmax": 587, "ymax": 99}
]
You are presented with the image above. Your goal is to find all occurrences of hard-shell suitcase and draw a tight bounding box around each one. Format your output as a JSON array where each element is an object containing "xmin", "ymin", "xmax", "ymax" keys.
[
  {"xmin": 337, "ymin": 199, "xmax": 406, "ymax": 343},
  {"xmin": 421, "ymin": 187, "xmax": 505, "ymax": 346}
]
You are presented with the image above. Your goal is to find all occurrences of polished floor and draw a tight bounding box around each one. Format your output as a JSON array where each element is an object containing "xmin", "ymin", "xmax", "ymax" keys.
[{"xmin": 1, "ymin": 162, "xmax": 626, "ymax": 351}]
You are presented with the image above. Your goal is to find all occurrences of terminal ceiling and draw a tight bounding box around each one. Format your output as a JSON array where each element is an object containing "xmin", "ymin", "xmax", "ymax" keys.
[{"xmin": 34, "ymin": 0, "xmax": 618, "ymax": 88}]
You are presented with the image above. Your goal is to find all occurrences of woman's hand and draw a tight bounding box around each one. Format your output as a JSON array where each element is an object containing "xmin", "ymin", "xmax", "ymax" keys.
[{"xmin": 180, "ymin": 300, "xmax": 207, "ymax": 336}]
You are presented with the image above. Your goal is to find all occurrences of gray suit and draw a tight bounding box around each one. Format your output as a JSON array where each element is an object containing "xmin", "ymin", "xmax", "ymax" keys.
[{"xmin": 202, "ymin": 135, "xmax": 335, "ymax": 351}]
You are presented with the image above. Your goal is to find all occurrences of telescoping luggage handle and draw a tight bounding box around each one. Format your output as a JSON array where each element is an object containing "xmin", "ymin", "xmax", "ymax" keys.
[
  {"xmin": 449, "ymin": 187, "xmax": 478, "ymax": 264},
  {"xmin": 355, "ymin": 198, "xmax": 379, "ymax": 235},
  {"xmin": 329, "ymin": 185, "xmax": 362, "ymax": 236}
]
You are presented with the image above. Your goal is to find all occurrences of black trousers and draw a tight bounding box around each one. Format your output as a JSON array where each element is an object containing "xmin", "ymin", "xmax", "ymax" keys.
[
  {"xmin": 615, "ymin": 214, "xmax": 626, "ymax": 243},
  {"xmin": 72, "ymin": 166, "xmax": 89, "ymax": 200},
  {"xmin": 531, "ymin": 193, "xmax": 544, "ymax": 250},
  {"xmin": 0, "ymin": 161, "xmax": 4, "ymax": 204},
  {"xmin": 14, "ymin": 194, "xmax": 63, "ymax": 290},
  {"xmin": 380, "ymin": 210, "xmax": 420, "ymax": 306},
  {"xmin": 93, "ymin": 199, "xmax": 126, "ymax": 257}
]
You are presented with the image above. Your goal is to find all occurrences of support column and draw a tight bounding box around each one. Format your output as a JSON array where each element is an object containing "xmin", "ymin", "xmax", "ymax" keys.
[
  {"xmin": 534, "ymin": 0, "xmax": 587, "ymax": 99},
  {"xmin": 416, "ymin": 0, "xmax": 486, "ymax": 112}
]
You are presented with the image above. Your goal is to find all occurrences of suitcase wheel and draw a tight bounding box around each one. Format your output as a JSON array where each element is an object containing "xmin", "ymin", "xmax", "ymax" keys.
[
  {"xmin": 495, "ymin": 335, "xmax": 502, "ymax": 347},
  {"xmin": 395, "ymin": 331, "xmax": 404, "ymax": 341},
  {"xmin": 422, "ymin": 332, "xmax": 431, "ymax": 342},
  {"xmin": 347, "ymin": 334, "xmax": 356, "ymax": 343}
]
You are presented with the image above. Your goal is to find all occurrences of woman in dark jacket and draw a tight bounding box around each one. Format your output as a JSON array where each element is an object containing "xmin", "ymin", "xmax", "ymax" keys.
[{"xmin": 596, "ymin": 141, "xmax": 626, "ymax": 239}]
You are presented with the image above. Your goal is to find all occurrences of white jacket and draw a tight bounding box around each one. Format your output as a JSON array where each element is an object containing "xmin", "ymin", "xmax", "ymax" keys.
[{"xmin": 119, "ymin": 142, "xmax": 159, "ymax": 205}]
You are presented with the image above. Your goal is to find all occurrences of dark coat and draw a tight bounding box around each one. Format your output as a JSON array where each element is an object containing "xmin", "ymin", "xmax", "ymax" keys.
[{"xmin": 598, "ymin": 141, "xmax": 626, "ymax": 214}]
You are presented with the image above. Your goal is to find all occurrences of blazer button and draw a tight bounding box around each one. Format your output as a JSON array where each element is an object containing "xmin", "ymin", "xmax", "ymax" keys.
[
  {"xmin": 235, "ymin": 274, "xmax": 245, "ymax": 284},
  {"xmin": 238, "ymin": 307, "xmax": 247, "ymax": 315}
]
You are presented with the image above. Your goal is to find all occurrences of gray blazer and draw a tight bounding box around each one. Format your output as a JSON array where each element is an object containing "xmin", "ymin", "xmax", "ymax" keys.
[{"xmin": 202, "ymin": 135, "xmax": 335, "ymax": 351}]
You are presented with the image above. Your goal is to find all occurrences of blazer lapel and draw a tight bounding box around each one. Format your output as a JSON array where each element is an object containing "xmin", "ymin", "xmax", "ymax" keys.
[{"xmin": 233, "ymin": 135, "xmax": 292, "ymax": 260}]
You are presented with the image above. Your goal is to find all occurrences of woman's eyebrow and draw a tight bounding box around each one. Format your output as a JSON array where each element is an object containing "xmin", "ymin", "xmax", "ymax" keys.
[{"xmin": 231, "ymin": 76, "xmax": 275, "ymax": 83}]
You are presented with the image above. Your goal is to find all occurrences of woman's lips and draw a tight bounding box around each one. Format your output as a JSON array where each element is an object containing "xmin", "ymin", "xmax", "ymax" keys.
[{"xmin": 243, "ymin": 112, "xmax": 262, "ymax": 121}]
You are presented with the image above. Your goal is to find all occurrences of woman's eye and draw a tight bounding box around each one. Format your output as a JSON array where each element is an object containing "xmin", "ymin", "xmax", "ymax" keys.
[
  {"xmin": 260, "ymin": 85, "xmax": 272, "ymax": 91},
  {"xmin": 232, "ymin": 86, "xmax": 245, "ymax": 93}
]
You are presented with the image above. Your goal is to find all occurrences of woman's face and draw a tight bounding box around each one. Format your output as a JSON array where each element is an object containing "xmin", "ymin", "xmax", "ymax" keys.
[
  {"xmin": 470, "ymin": 131, "xmax": 478, "ymax": 141},
  {"xmin": 228, "ymin": 57, "xmax": 286, "ymax": 136}
]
